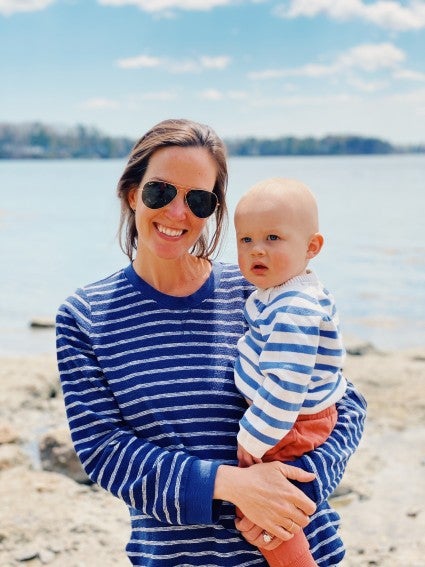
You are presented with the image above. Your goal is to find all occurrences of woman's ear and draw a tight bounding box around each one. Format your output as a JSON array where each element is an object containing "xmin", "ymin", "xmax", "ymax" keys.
[
  {"xmin": 306, "ymin": 233, "xmax": 324, "ymax": 259},
  {"xmin": 128, "ymin": 187, "xmax": 138, "ymax": 211}
]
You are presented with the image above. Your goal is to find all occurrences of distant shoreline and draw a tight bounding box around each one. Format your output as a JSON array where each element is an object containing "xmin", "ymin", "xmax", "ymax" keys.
[{"xmin": 1, "ymin": 122, "xmax": 424, "ymax": 159}]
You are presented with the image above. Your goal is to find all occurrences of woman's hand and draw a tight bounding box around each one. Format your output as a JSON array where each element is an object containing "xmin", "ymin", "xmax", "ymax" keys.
[
  {"xmin": 235, "ymin": 514, "xmax": 285, "ymax": 550},
  {"xmin": 214, "ymin": 461, "xmax": 316, "ymax": 542}
]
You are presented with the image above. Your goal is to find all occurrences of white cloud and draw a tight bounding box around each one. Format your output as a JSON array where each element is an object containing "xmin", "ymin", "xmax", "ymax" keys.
[
  {"xmin": 393, "ymin": 69, "xmax": 425, "ymax": 81},
  {"xmin": 198, "ymin": 89, "xmax": 249, "ymax": 101},
  {"xmin": 137, "ymin": 91, "xmax": 177, "ymax": 100},
  {"xmin": 116, "ymin": 55, "xmax": 163, "ymax": 69},
  {"xmin": 81, "ymin": 92, "xmax": 177, "ymax": 111},
  {"xmin": 248, "ymin": 64, "xmax": 335, "ymax": 80},
  {"xmin": 249, "ymin": 93, "xmax": 357, "ymax": 108},
  {"xmin": 0, "ymin": 0, "xmax": 54, "ymax": 16},
  {"xmin": 168, "ymin": 59, "xmax": 201, "ymax": 73},
  {"xmin": 389, "ymin": 87, "xmax": 425, "ymax": 103},
  {"xmin": 274, "ymin": 0, "xmax": 425, "ymax": 32},
  {"xmin": 247, "ymin": 69, "xmax": 288, "ymax": 80},
  {"xmin": 200, "ymin": 89, "xmax": 224, "ymax": 100},
  {"xmin": 336, "ymin": 43, "xmax": 405, "ymax": 71},
  {"xmin": 346, "ymin": 77, "xmax": 389, "ymax": 92},
  {"xmin": 116, "ymin": 53, "xmax": 231, "ymax": 73},
  {"xmin": 80, "ymin": 98, "xmax": 121, "ymax": 110},
  {"xmin": 200, "ymin": 56, "xmax": 232, "ymax": 70},
  {"xmin": 98, "ymin": 0, "xmax": 235, "ymax": 13},
  {"xmin": 228, "ymin": 90, "xmax": 249, "ymax": 100},
  {"xmin": 248, "ymin": 43, "xmax": 407, "ymax": 82}
]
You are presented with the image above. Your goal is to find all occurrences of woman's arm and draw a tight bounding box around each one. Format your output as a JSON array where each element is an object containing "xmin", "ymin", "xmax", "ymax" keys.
[
  {"xmin": 290, "ymin": 382, "xmax": 367, "ymax": 504},
  {"xmin": 56, "ymin": 292, "xmax": 220, "ymax": 526}
]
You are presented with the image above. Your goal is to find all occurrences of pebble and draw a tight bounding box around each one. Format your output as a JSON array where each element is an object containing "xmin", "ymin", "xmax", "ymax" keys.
[
  {"xmin": 15, "ymin": 547, "xmax": 39, "ymax": 562},
  {"xmin": 0, "ymin": 423, "xmax": 20, "ymax": 444},
  {"xmin": 29, "ymin": 318, "xmax": 55, "ymax": 329},
  {"xmin": 39, "ymin": 428, "xmax": 91, "ymax": 484}
]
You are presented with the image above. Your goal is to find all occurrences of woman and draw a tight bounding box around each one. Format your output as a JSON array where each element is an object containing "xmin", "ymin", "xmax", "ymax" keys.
[{"xmin": 56, "ymin": 118, "xmax": 366, "ymax": 566}]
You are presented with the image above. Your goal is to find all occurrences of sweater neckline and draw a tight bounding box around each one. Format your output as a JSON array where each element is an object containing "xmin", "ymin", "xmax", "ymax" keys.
[
  {"xmin": 258, "ymin": 269, "xmax": 319, "ymax": 292},
  {"xmin": 123, "ymin": 261, "xmax": 223, "ymax": 310}
]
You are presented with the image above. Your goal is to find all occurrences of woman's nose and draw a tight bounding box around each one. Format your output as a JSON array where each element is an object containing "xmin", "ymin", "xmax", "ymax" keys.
[{"xmin": 166, "ymin": 193, "xmax": 187, "ymax": 218}]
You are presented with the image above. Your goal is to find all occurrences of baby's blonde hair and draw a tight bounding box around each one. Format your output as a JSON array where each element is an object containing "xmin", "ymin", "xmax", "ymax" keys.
[{"xmin": 236, "ymin": 177, "xmax": 320, "ymax": 233}]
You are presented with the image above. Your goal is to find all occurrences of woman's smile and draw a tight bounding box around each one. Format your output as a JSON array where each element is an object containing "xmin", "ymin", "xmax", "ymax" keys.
[{"xmin": 155, "ymin": 222, "xmax": 186, "ymax": 238}]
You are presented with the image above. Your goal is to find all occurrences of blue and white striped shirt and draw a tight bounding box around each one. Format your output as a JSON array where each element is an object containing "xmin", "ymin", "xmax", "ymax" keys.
[
  {"xmin": 56, "ymin": 262, "xmax": 366, "ymax": 566},
  {"xmin": 235, "ymin": 270, "xmax": 347, "ymax": 458}
]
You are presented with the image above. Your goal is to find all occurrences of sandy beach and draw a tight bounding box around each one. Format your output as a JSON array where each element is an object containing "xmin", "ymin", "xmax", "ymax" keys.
[{"xmin": 0, "ymin": 342, "xmax": 424, "ymax": 566}]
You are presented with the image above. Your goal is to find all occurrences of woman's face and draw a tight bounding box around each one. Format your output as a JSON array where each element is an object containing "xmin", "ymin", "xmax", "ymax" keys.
[{"xmin": 129, "ymin": 145, "xmax": 218, "ymax": 261}]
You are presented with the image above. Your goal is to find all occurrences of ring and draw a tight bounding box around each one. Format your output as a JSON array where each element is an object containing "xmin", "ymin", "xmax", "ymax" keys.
[
  {"xmin": 262, "ymin": 531, "xmax": 273, "ymax": 544},
  {"xmin": 286, "ymin": 519, "xmax": 295, "ymax": 532}
]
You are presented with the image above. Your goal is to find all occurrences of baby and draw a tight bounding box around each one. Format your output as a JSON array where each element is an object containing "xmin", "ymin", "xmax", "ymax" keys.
[{"xmin": 234, "ymin": 178, "xmax": 347, "ymax": 567}]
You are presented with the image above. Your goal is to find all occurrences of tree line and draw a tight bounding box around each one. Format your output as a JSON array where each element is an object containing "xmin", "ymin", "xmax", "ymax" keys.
[
  {"xmin": 0, "ymin": 123, "xmax": 134, "ymax": 159},
  {"xmin": 0, "ymin": 122, "xmax": 423, "ymax": 159}
]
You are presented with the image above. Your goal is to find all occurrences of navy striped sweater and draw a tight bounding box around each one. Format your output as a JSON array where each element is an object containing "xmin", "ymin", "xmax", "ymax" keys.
[{"xmin": 56, "ymin": 262, "xmax": 366, "ymax": 566}]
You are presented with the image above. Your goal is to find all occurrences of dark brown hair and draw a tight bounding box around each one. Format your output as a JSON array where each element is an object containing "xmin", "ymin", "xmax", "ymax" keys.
[{"xmin": 117, "ymin": 118, "xmax": 228, "ymax": 260}]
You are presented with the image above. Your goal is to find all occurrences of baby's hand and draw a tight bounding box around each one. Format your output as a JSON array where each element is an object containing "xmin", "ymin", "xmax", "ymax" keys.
[{"xmin": 237, "ymin": 443, "xmax": 263, "ymax": 468}]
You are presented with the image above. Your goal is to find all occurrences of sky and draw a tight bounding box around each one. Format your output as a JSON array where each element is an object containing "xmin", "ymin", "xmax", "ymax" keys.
[{"xmin": 1, "ymin": 0, "xmax": 425, "ymax": 144}]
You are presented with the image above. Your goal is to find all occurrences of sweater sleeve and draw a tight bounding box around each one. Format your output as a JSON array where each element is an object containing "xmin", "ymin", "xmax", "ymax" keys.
[
  {"xmin": 290, "ymin": 381, "xmax": 367, "ymax": 505},
  {"xmin": 237, "ymin": 307, "xmax": 321, "ymax": 458},
  {"xmin": 56, "ymin": 291, "xmax": 221, "ymax": 526}
]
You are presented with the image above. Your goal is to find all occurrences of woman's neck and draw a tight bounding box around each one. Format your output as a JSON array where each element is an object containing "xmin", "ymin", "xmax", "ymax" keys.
[{"xmin": 132, "ymin": 252, "xmax": 212, "ymax": 297}]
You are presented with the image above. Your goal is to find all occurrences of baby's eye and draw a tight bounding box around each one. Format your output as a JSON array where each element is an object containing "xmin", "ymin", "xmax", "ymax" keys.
[
  {"xmin": 240, "ymin": 236, "xmax": 252, "ymax": 243},
  {"xmin": 267, "ymin": 234, "xmax": 279, "ymax": 241}
]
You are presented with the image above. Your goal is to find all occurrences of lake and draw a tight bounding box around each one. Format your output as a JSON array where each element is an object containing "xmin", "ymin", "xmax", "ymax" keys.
[{"xmin": 0, "ymin": 154, "xmax": 424, "ymax": 355}]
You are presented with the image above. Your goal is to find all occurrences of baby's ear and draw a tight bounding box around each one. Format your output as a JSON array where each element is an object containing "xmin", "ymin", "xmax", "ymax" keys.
[{"xmin": 306, "ymin": 233, "xmax": 324, "ymax": 259}]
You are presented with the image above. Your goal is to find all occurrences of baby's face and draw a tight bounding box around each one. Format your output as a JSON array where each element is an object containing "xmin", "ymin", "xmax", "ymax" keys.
[{"xmin": 234, "ymin": 197, "xmax": 313, "ymax": 289}]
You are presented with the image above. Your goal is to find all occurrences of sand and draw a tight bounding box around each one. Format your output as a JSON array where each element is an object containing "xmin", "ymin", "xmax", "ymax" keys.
[{"xmin": 0, "ymin": 344, "xmax": 424, "ymax": 566}]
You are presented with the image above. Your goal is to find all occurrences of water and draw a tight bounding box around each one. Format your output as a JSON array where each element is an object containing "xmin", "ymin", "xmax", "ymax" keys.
[{"xmin": 0, "ymin": 155, "xmax": 424, "ymax": 355}]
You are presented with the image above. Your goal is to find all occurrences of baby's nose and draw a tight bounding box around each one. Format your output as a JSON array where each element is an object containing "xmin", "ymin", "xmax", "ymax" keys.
[{"xmin": 251, "ymin": 244, "xmax": 265, "ymax": 256}]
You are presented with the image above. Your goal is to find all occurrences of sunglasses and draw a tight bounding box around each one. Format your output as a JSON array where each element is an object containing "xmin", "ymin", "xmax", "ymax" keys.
[{"xmin": 141, "ymin": 181, "xmax": 218, "ymax": 219}]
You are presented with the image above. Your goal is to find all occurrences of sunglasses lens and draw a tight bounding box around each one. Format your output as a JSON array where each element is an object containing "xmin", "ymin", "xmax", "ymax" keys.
[
  {"xmin": 141, "ymin": 181, "xmax": 217, "ymax": 218},
  {"xmin": 142, "ymin": 181, "xmax": 176, "ymax": 209},
  {"xmin": 186, "ymin": 190, "xmax": 218, "ymax": 218}
]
